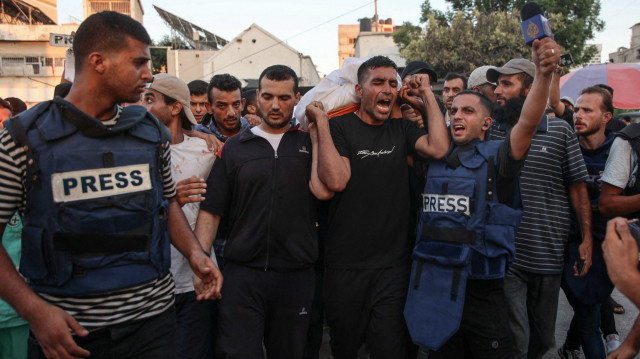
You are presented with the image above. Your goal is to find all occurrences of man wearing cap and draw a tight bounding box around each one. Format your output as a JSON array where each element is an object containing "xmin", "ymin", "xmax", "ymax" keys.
[
  {"xmin": 487, "ymin": 58, "xmax": 590, "ymax": 358},
  {"xmin": 143, "ymin": 73, "xmax": 218, "ymax": 359},
  {"xmin": 468, "ymin": 66, "xmax": 497, "ymax": 103},
  {"xmin": 0, "ymin": 12, "xmax": 220, "ymax": 358},
  {"xmin": 399, "ymin": 61, "xmax": 438, "ymax": 130}
]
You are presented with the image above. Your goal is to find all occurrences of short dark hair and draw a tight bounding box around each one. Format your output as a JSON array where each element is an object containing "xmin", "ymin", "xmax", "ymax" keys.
[
  {"xmin": 242, "ymin": 89, "xmax": 257, "ymax": 116},
  {"xmin": 207, "ymin": 74, "xmax": 242, "ymax": 104},
  {"xmin": 73, "ymin": 11, "xmax": 151, "ymax": 73},
  {"xmin": 516, "ymin": 73, "xmax": 534, "ymax": 92},
  {"xmin": 595, "ymin": 83, "xmax": 614, "ymax": 97},
  {"xmin": 444, "ymin": 73, "xmax": 468, "ymax": 90},
  {"xmin": 258, "ymin": 65, "xmax": 298, "ymax": 93},
  {"xmin": 161, "ymin": 94, "xmax": 191, "ymax": 130},
  {"xmin": 455, "ymin": 90, "xmax": 494, "ymax": 117},
  {"xmin": 5, "ymin": 97, "xmax": 26, "ymax": 115},
  {"xmin": 0, "ymin": 97, "xmax": 12, "ymax": 114},
  {"xmin": 357, "ymin": 56, "xmax": 397, "ymax": 85},
  {"xmin": 580, "ymin": 86, "xmax": 614, "ymax": 114},
  {"xmin": 188, "ymin": 80, "xmax": 208, "ymax": 96}
]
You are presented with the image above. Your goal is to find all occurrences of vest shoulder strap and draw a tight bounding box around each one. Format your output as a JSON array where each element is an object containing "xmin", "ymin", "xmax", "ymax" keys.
[{"xmin": 7, "ymin": 101, "xmax": 53, "ymax": 190}]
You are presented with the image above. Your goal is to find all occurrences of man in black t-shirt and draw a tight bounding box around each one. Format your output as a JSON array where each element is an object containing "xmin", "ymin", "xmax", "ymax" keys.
[{"xmin": 306, "ymin": 55, "xmax": 450, "ymax": 358}]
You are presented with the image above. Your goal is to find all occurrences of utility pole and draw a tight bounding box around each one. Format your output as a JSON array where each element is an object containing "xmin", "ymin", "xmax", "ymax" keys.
[{"xmin": 374, "ymin": 0, "xmax": 379, "ymax": 32}]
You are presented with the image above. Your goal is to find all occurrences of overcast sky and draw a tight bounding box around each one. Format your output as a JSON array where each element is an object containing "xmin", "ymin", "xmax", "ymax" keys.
[{"xmin": 57, "ymin": 0, "xmax": 638, "ymax": 77}]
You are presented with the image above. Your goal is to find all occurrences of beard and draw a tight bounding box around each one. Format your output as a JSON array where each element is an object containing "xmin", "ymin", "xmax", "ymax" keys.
[{"xmin": 493, "ymin": 95, "xmax": 526, "ymax": 127}]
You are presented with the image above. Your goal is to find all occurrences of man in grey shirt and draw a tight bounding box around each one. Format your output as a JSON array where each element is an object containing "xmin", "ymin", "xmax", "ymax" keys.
[{"xmin": 487, "ymin": 58, "xmax": 590, "ymax": 358}]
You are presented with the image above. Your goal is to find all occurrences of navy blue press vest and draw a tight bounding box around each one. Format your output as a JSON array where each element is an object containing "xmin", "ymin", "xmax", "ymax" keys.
[
  {"xmin": 4, "ymin": 98, "xmax": 171, "ymax": 296},
  {"xmin": 404, "ymin": 139, "xmax": 523, "ymax": 350}
]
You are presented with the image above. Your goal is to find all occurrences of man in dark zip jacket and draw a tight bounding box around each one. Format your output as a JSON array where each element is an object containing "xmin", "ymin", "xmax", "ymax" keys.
[{"xmin": 194, "ymin": 65, "xmax": 333, "ymax": 359}]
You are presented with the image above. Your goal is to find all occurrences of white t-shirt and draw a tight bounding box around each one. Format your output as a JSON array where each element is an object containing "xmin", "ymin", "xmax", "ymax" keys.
[
  {"xmin": 601, "ymin": 137, "xmax": 638, "ymax": 189},
  {"xmin": 251, "ymin": 126, "xmax": 284, "ymax": 151},
  {"xmin": 169, "ymin": 134, "xmax": 216, "ymax": 294}
]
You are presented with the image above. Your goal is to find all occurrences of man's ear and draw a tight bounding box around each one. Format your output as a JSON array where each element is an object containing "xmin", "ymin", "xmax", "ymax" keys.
[
  {"xmin": 523, "ymin": 83, "xmax": 532, "ymax": 97},
  {"xmin": 355, "ymin": 84, "xmax": 363, "ymax": 99},
  {"xmin": 170, "ymin": 101, "xmax": 183, "ymax": 116},
  {"xmin": 294, "ymin": 92, "xmax": 300, "ymax": 106},
  {"xmin": 88, "ymin": 52, "xmax": 106, "ymax": 74},
  {"xmin": 482, "ymin": 116, "xmax": 493, "ymax": 130}
]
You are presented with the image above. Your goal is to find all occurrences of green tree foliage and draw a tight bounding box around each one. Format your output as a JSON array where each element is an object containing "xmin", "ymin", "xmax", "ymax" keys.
[
  {"xmin": 395, "ymin": 0, "xmax": 604, "ymax": 76},
  {"xmin": 400, "ymin": 10, "xmax": 530, "ymax": 77},
  {"xmin": 393, "ymin": 22, "xmax": 423, "ymax": 52},
  {"xmin": 150, "ymin": 35, "xmax": 191, "ymax": 74}
]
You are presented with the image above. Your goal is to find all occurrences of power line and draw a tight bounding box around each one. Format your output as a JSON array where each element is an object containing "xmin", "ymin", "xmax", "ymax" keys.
[{"xmin": 202, "ymin": 1, "xmax": 375, "ymax": 76}]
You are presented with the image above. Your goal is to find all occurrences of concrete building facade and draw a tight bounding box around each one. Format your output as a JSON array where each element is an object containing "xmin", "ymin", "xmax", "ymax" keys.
[
  {"xmin": 196, "ymin": 23, "xmax": 320, "ymax": 88},
  {"xmin": 0, "ymin": 0, "xmax": 143, "ymax": 106},
  {"xmin": 338, "ymin": 18, "xmax": 397, "ymax": 68},
  {"xmin": 609, "ymin": 23, "xmax": 640, "ymax": 64}
]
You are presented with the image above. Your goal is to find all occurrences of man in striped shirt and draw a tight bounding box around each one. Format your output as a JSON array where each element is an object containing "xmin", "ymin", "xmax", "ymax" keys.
[
  {"xmin": 0, "ymin": 11, "xmax": 221, "ymax": 359},
  {"xmin": 487, "ymin": 59, "xmax": 590, "ymax": 359}
]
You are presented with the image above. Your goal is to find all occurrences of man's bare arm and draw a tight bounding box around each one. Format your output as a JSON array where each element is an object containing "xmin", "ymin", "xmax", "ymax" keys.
[
  {"xmin": 548, "ymin": 67, "xmax": 566, "ymax": 117},
  {"xmin": 0, "ymin": 224, "xmax": 91, "ymax": 359},
  {"xmin": 509, "ymin": 38, "xmax": 560, "ymax": 159},
  {"xmin": 406, "ymin": 74, "xmax": 449, "ymax": 159},
  {"xmin": 568, "ymin": 182, "xmax": 593, "ymax": 276},
  {"xmin": 194, "ymin": 209, "xmax": 221, "ymax": 260},
  {"xmin": 309, "ymin": 123, "xmax": 335, "ymax": 200},
  {"xmin": 599, "ymin": 183, "xmax": 640, "ymax": 217},
  {"xmin": 168, "ymin": 198, "xmax": 222, "ymax": 300},
  {"xmin": 306, "ymin": 102, "xmax": 351, "ymax": 192}
]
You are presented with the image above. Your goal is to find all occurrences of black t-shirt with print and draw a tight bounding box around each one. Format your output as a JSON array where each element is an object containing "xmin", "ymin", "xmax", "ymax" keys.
[{"xmin": 325, "ymin": 112, "xmax": 425, "ymax": 269}]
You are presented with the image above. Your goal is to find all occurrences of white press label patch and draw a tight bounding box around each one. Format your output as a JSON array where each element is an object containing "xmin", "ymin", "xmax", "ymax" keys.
[
  {"xmin": 51, "ymin": 164, "xmax": 152, "ymax": 203},
  {"xmin": 422, "ymin": 194, "xmax": 471, "ymax": 216}
]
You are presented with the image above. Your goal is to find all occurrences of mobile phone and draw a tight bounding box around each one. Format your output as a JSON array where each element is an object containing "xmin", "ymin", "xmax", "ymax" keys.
[
  {"xmin": 626, "ymin": 218, "xmax": 640, "ymax": 249},
  {"xmin": 559, "ymin": 54, "xmax": 574, "ymax": 67}
]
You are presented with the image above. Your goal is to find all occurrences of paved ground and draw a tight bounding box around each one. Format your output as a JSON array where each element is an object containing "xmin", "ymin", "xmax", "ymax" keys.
[
  {"xmin": 551, "ymin": 288, "xmax": 640, "ymax": 359},
  {"xmin": 316, "ymin": 288, "xmax": 640, "ymax": 358}
]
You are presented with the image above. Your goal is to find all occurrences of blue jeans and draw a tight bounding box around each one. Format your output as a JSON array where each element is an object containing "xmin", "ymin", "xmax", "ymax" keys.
[
  {"xmin": 563, "ymin": 289, "xmax": 606, "ymax": 359},
  {"xmin": 503, "ymin": 267, "xmax": 561, "ymax": 359}
]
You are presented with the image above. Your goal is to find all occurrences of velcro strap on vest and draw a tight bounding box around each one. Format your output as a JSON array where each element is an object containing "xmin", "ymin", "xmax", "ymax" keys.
[
  {"xmin": 52, "ymin": 225, "xmax": 152, "ymax": 256},
  {"xmin": 486, "ymin": 155, "xmax": 495, "ymax": 201},
  {"xmin": 422, "ymin": 225, "xmax": 476, "ymax": 245},
  {"xmin": 451, "ymin": 268, "xmax": 462, "ymax": 298},
  {"xmin": 414, "ymin": 260, "xmax": 424, "ymax": 289},
  {"xmin": 103, "ymin": 152, "xmax": 114, "ymax": 168}
]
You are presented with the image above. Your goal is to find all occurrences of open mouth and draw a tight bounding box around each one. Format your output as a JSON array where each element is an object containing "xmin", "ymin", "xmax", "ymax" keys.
[
  {"xmin": 376, "ymin": 99, "xmax": 392, "ymax": 113},
  {"xmin": 452, "ymin": 123, "xmax": 465, "ymax": 135}
]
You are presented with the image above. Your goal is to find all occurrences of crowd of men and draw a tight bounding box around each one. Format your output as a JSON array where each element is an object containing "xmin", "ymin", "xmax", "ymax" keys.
[{"xmin": 2, "ymin": 9, "xmax": 640, "ymax": 359}]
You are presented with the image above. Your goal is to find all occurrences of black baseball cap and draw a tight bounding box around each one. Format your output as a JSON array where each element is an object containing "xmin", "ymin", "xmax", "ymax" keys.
[{"xmin": 401, "ymin": 61, "xmax": 438, "ymax": 83}]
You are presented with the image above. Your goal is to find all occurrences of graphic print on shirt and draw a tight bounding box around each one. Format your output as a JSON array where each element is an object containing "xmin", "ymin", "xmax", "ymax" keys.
[{"xmin": 357, "ymin": 146, "xmax": 396, "ymax": 159}]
